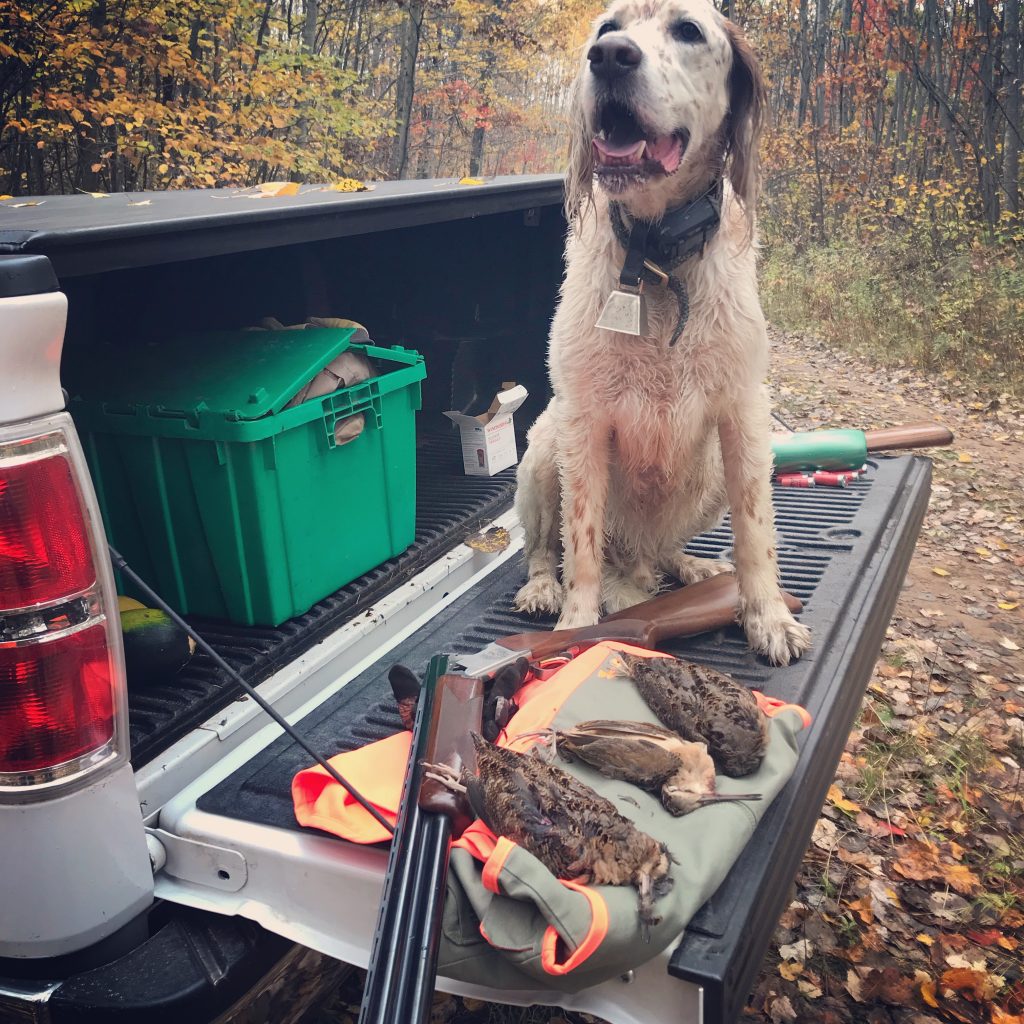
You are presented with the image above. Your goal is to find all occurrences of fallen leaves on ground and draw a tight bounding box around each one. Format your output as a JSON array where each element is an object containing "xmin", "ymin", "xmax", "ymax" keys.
[{"xmin": 746, "ymin": 328, "xmax": 1024, "ymax": 1024}]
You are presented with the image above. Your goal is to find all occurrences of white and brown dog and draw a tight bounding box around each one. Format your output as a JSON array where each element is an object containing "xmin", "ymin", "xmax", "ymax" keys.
[{"xmin": 514, "ymin": 0, "xmax": 810, "ymax": 665}]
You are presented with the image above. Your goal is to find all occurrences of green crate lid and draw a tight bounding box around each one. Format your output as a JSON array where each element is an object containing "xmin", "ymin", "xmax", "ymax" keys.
[{"xmin": 67, "ymin": 327, "xmax": 358, "ymax": 422}]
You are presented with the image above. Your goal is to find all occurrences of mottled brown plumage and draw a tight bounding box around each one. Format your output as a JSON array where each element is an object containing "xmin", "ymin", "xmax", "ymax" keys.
[
  {"xmin": 423, "ymin": 733, "xmax": 673, "ymax": 932},
  {"xmin": 618, "ymin": 653, "xmax": 770, "ymax": 777},
  {"xmin": 553, "ymin": 720, "xmax": 761, "ymax": 814}
]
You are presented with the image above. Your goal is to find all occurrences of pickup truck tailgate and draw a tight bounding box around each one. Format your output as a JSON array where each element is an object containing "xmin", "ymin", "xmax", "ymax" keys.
[{"xmin": 147, "ymin": 454, "xmax": 931, "ymax": 1024}]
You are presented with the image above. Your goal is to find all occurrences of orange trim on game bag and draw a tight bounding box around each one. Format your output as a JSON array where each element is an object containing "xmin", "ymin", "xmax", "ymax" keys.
[
  {"xmin": 539, "ymin": 880, "xmax": 610, "ymax": 975},
  {"xmin": 503, "ymin": 641, "xmax": 668, "ymax": 750},
  {"xmin": 754, "ymin": 691, "xmax": 812, "ymax": 729},
  {"xmin": 481, "ymin": 836, "xmax": 518, "ymax": 894}
]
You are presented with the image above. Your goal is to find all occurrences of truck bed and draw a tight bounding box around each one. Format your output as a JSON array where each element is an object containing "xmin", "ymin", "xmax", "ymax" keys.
[
  {"xmin": 185, "ymin": 454, "xmax": 930, "ymax": 1024},
  {"xmin": 2, "ymin": 177, "xmax": 930, "ymax": 1023}
]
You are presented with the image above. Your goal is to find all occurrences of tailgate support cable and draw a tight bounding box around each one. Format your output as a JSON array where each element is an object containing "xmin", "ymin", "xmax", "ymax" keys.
[{"xmin": 109, "ymin": 545, "xmax": 394, "ymax": 835}]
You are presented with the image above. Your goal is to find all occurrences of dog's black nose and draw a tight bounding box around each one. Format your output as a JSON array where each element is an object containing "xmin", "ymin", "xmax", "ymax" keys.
[{"xmin": 587, "ymin": 36, "xmax": 643, "ymax": 80}]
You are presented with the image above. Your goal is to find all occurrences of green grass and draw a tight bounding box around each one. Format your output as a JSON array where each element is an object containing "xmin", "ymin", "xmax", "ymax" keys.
[{"xmin": 760, "ymin": 231, "xmax": 1024, "ymax": 395}]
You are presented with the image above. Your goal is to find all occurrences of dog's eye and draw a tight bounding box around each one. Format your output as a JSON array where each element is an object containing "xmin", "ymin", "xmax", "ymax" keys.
[
  {"xmin": 596, "ymin": 20, "xmax": 619, "ymax": 37},
  {"xmin": 671, "ymin": 20, "xmax": 704, "ymax": 43}
]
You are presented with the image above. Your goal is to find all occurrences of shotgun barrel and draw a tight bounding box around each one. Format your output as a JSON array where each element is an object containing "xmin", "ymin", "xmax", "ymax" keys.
[{"xmin": 359, "ymin": 654, "xmax": 467, "ymax": 1024}]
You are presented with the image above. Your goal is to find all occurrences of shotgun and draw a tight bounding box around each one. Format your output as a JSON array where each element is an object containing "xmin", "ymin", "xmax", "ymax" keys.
[
  {"xmin": 771, "ymin": 422, "xmax": 953, "ymax": 474},
  {"xmin": 358, "ymin": 572, "xmax": 802, "ymax": 1024}
]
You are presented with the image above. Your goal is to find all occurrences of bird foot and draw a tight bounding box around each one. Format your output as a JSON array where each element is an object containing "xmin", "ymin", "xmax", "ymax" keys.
[
  {"xmin": 512, "ymin": 729, "xmax": 559, "ymax": 761},
  {"xmin": 420, "ymin": 762, "xmax": 467, "ymax": 793}
]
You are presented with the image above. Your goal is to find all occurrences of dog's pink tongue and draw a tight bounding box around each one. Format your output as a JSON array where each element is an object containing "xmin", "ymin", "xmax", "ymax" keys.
[
  {"xmin": 647, "ymin": 135, "xmax": 683, "ymax": 173},
  {"xmin": 593, "ymin": 137, "xmax": 645, "ymax": 163}
]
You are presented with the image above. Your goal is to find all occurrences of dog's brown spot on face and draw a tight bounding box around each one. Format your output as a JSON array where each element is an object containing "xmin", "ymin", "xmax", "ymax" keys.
[
  {"xmin": 767, "ymin": 547, "xmax": 776, "ymax": 561},
  {"xmin": 587, "ymin": 524, "xmax": 597, "ymax": 550}
]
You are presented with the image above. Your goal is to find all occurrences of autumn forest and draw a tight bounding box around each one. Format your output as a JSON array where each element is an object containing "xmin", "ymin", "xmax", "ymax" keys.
[{"xmin": 1, "ymin": 0, "xmax": 1022, "ymax": 382}]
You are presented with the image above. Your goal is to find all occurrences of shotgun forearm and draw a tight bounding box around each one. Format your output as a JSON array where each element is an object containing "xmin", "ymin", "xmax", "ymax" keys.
[{"xmin": 418, "ymin": 672, "xmax": 485, "ymax": 821}]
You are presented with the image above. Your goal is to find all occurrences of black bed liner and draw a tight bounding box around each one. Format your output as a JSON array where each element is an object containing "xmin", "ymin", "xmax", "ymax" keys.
[
  {"xmin": 128, "ymin": 432, "xmax": 519, "ymax": 768},
  {"xmin": 197, "ymin": 454, "xmax": 931, "ymax": 1023}
]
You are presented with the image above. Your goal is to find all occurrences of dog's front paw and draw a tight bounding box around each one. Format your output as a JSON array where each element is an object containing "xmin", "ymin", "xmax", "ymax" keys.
[
  {"xmin": 741, "ymin": 600, "xmax": 811, "ymax": 666},
  {"xmin": 514, "ymin": 575, "xmax": 564, "ymax": 616},
  {"xmin": 555, "ymin": 600, "xmax": 601, "ymax": 630}
]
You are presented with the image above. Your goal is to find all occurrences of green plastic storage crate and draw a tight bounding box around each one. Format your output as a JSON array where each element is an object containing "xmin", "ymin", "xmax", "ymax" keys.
[{"xmin": 66, "ymin": 328, "xmax": 426, "ymax": 626}]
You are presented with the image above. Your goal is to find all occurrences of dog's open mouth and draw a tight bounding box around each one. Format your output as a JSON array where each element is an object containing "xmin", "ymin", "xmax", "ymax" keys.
[{"xmin": 592, "ymin": 102, "xmax": 687, "ymax": 186}]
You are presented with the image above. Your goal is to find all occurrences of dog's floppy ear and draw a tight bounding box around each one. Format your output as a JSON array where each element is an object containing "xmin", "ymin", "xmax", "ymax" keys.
[
  {"xmin": 564, "ymin": 61, "xmax": 595, "ymax": 230},
  {"xmin": 723, "ymin": 20, "xmax": 766, "ymax": 230}
]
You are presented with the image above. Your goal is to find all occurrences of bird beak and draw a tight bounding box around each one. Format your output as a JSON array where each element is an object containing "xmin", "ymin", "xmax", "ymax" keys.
[{"xmin": 697, "ymin": 793, "xmax": 762, "ymax": 804}]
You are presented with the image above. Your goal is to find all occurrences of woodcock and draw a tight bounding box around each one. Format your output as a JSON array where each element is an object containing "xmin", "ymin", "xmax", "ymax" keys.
[
  {"xmin": 617, "ymin": 652, "xmax": 770, "ymax": 777},
  {"xmin": 422, "ymin": 732, "xmax": 673, "ymax": 933},
  {"xmin": 550, "ymin": 720, "xmax": 761, "ymax": 815}
]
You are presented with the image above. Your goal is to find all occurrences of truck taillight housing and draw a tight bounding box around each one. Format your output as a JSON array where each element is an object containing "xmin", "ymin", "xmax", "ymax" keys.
[{"xmin": 0, "ymin": 415, "xmax": 128, "ymax": 795}]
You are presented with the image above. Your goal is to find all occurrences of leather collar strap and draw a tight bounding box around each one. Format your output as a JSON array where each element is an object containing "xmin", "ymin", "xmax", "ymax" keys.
[
  {"xmin": 619, "ymin": 217, "xmax": 653, "ymax": 291},
  {"xmin": 609, "ymin": 180, "xmax": 723, "ymax": 345}
]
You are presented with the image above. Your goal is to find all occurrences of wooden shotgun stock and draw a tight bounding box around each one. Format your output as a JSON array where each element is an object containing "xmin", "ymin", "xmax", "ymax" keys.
[{"xmin": 358, "ymin": 572, "xmax": 802, "ymax": 1024}]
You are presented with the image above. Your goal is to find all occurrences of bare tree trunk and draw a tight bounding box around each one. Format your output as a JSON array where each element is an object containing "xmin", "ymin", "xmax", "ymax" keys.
[
  {"xmin": 814, "ymin": 0, "xmax": 828, "ymax": 127},
  {"xmin": 391, "ymin": 0, "xmax": 425, "ymax": 179},
  {"xmin": 302, "ymin": 0, "xmax": 318, "ymax": 54},
  {"xmin": 976, "ymin": 0, "xmax": 1001, "ymax": 226},
  {"xmin": 469, "ymin": 7, "xmax": 501, "ymax": 178},
  {"xmin": 78, "ymin": 0, "xmax": 107, "ymax": 191},
  {"xmin": 837, "ymin": 0, "xmax": 853, "ymax": 128},
  {"xmin": 294, "ymin": 0, "xmax": 319, "ymax": 173},
  {"xmin": 798, "ymin": 0, "xmax": 811, "ymax": 126},
  {"xmin": 253, "ymin": 0, "xmax": 275, "ymax": 68},
  {"xmin": 1004, "ymin": 0, "xmax": 1022, "ymax": 215}
]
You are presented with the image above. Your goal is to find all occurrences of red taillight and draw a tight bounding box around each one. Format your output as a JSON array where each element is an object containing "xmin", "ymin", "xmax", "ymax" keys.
[
  {"xmin": 0, "ymin": 624, "xmax": 114, "ymax": 774},
  {"xmin": 0, "ymin": 419, "xmax": 127, "ymax": 794},
  {"xmin": 0, "ymin": 447, "xmax": 94, "ymax": 610}
]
